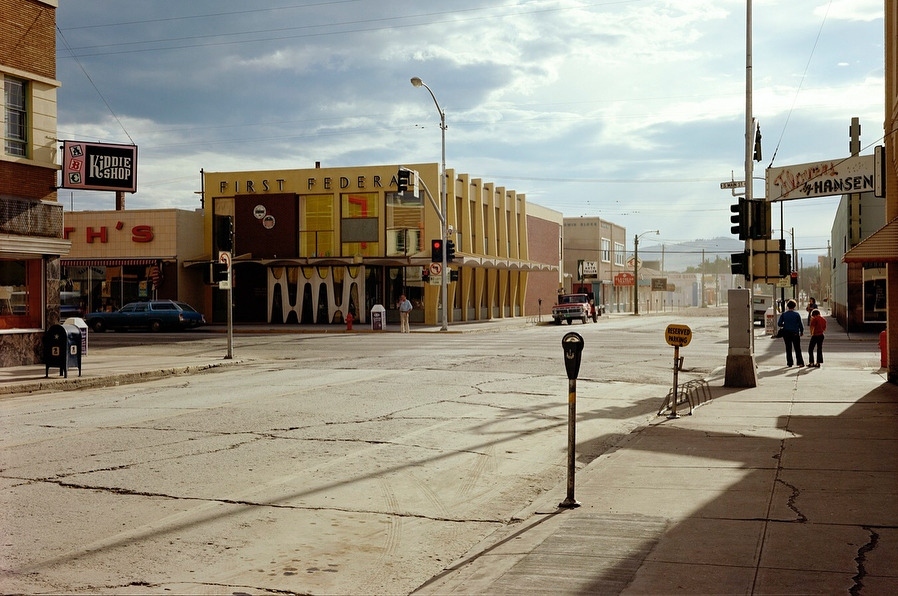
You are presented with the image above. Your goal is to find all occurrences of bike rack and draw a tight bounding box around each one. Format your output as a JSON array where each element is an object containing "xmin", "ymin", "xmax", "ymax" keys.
[{"xmin": 658, "ymin": 379, "xmax": 712, "ymax": 417}]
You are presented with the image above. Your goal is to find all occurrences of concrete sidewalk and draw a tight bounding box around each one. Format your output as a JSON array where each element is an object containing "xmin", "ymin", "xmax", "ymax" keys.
[{"xmin": 414, "ymin": 328, "xmax": 898, "ymax": 595}]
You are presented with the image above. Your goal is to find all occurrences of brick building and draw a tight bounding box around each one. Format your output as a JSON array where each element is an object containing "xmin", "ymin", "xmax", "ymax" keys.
[{"xmin": 0, "ymin": 0, "xmax": 70, "ymax": 366}]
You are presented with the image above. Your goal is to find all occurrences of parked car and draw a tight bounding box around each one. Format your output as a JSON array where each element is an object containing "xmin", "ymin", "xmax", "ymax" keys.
[{"xmin": 85, "ymin": 300, "xmax": 206, "ymax": 332}]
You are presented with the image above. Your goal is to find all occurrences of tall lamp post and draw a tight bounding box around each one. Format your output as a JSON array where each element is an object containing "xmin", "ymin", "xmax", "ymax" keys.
[
  {"xmin": 633, "ymin": 230, "xmax": 659, "ymax": 315},
  {"xmin": 411, "ymin": 76, "xmax": 448, "ymax": 331}
]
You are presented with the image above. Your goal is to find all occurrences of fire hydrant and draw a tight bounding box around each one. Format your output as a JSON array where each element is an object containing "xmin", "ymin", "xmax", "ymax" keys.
[{"xmin": 345, "ymin": 312, "xmax": 354, "ymax": 331}]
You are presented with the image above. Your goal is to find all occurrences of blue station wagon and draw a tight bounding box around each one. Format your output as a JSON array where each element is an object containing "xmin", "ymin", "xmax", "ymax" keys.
[{"xmin": 86, "ymin": 300, "xmax": 206, "ymax": 332}]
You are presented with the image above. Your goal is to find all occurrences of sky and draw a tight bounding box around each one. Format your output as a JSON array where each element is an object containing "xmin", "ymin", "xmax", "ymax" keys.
[{"xmin": 54, "ymin": 0, "xmax": 886, "ymax": 263}]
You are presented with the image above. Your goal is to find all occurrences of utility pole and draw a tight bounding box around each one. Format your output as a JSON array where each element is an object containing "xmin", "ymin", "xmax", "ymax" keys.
[{"xmin": 725, "ymin": 0, "xmax": 759, "ymax": 388}]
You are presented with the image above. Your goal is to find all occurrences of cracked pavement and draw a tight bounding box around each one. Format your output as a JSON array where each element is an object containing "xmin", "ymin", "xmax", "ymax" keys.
[{"xmin": 2, "ymin": 314, "xmax": 897, "ymax": 594}]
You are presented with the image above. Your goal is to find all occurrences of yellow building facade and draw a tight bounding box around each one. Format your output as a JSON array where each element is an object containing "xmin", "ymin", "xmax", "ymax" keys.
[{"xmin": 201, "ymin": 164, "xmax": 557, "ymax": 327}]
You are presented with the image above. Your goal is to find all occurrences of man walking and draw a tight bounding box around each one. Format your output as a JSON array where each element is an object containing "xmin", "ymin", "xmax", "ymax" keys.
[
  {"xmin": 398, "ymin": 294, "xmax": 412, "ymax": 333},
  {"xmin": 777, "ymin": 299, "xmax": 805, "ymax": 367}
]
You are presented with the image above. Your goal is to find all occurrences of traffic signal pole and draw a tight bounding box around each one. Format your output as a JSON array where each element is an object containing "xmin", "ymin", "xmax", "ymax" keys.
[
  {"xmin": 725, "ymin": 0, "xmax": 758, "ymax": 388},
  {"xmin": 399, "ymin": 165, "xmax": 449, "ymax": 331}
]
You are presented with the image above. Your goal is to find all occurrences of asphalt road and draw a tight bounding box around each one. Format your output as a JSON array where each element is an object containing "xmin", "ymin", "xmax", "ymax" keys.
[{"xmin": 1, "ymin": 312, "xmax": 732, "ymax": 595}]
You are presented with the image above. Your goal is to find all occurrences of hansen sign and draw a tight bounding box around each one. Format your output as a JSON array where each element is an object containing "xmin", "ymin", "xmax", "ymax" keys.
[
  {"xmin": 62, "ymin": 141, "xmax": 138, "ymax": 193},
  {"xmin": 765, "ymin": 147, "xmax": 884, "ymax": 202}
]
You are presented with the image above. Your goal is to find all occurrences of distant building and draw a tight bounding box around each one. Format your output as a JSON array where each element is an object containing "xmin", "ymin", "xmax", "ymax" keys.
[
  {"xmin": 842, "ymin": 3, "xmax": 898, "ymax": 382},
  {"xmin": 562, "ymin": 217, "xmax": 629, "ymax": 311},
  {"xmin": 0, "ymin": 0, "xmax": 70, "ymax": 367},
  {"xmin": 831, "ymin": 191, "xmax": 886, "ymax": 331}
]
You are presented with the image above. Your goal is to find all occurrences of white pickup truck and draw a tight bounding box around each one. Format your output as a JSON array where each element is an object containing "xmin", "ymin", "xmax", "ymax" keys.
[{"xmin": 552, "ymin": 293, "xmax": 591, "ymax": 325}]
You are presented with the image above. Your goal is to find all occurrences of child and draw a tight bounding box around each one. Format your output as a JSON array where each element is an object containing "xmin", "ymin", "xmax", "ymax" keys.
[{"xmin": 808, "ymin": 309, "xmax": 826, "ymax": 368}]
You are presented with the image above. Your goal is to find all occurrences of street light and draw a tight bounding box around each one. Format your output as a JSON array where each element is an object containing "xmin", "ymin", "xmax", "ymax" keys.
[
  {"xmin": 633, "ymin": 230, "xmax": 659, "ymax": 315},
  {"xmin": 411, "ymin": 76, "xmax": 448, "ymax": 331}
]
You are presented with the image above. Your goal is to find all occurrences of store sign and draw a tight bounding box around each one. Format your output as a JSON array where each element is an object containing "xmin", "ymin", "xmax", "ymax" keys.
[
  {"xmin": 614, "ymin": 272, "xmax": 634, "ymax": 287},
  {"xmin": 765, "ymin": 149, "xmax": 884, "ymax": 201},
  {"xmin": 64, "ymin": 224, "xmax": 154, "ymax": 244},
  {"xmin": 578, "ymin": 260, "xmax": 598, "ymax": 278},
  {"xmin": 62, "ymin": 141, "xmax": 138, "ymax": 192}
]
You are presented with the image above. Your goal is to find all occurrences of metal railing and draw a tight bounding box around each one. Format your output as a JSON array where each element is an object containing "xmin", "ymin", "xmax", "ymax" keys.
[
  {"xmin": 658, "ymin": 379, "xmax": 712, "ymax": 416},
  {"xmin": 0, "ymin": 197, "xmax": 64, "ymax": 238}
]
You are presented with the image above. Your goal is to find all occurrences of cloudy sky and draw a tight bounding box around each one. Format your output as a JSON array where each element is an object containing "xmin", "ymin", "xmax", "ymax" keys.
[{"xmin": 55, "ymin": 0, "xmax": 885, "ymax": 261}]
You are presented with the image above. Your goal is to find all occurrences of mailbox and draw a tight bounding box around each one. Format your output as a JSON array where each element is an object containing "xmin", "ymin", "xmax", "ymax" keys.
[{"xmin": 43, "ymin": 324, "xmax": 82, "ymax": 378}]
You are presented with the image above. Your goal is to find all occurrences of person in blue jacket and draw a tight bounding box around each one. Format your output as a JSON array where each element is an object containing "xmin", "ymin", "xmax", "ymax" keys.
[{"xmin": 777, "ymin": 299, "xmax": 805, "ymax": 367}]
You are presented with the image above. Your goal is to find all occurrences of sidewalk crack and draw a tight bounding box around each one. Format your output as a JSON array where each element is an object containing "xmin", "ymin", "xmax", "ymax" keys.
[
  {"xmin": 775, "ymin": 477, "xmax": 807, "ymax": 523},
  {"xmin": 850, "ymin": 526, "xmax": 879, "ymax": 596}
]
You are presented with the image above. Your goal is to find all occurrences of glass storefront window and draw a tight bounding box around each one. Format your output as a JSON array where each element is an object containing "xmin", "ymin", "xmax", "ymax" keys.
[
  {"xmin": 341, "ymin": 192, "xmax": 379, "ymax": 257},
  {"xmin": 386, "ymin": 191, "xmax": 424, "ymax": 257},
  {"xmin": 300, "ymin": 195, "xmax": 335, "ymax": 257},
  {"xmin": 863, "ymin": 265, "xmax": 887, "ymax": 323},
  {"xmin": 61, "ymin": 264, "xmax": 155, "ymax": 314},
  {"xmin": 0, "ymin": 259, "xmax": 42, "ymax": 329}
]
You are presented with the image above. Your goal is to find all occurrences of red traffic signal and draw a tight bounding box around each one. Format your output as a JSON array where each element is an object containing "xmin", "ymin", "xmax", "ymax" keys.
[{"xmin": 431, "ymin": 239, "xmax": 444, "ymax": 262}]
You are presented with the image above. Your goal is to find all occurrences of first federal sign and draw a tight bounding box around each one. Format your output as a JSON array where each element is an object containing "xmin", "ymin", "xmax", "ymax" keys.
[{"xmin": 665, "ymin": 324, "xmax": 692, "ymax": 347}]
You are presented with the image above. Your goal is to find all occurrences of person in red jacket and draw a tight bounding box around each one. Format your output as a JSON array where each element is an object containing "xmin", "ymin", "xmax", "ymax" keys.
[{"xmin": 808, "ymin": 309, "xmax": 827, "ymax": 368}]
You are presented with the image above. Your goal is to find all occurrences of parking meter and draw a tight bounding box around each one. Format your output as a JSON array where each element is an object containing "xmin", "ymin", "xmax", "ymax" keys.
[
  {"xmin": 562, "ymin": 332, "xmax": 584, "ymax": 380},
  {"xmin": 560, "ymin": 332, "xmax": 584, "ymax": 508}
]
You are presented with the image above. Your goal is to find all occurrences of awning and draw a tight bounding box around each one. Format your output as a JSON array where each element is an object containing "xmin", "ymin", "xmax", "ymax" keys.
[
  {"xmin": 61, "ymin": 258, "xmax": 162, "ymax": 267},
  {"xmin": 843, "ymin": 217, "xmax": 898, "ymax": 263}
]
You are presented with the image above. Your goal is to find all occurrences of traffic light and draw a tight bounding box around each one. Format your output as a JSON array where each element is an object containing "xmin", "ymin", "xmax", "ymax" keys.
[
  {"xmin": 748, "ymin": 200, "xmax": 771, "ymax": 240},
  {"xmin": 431, "ymin": 238, "xmax": 444, "ymax": 262},
  {"xmin": 753, "ymin": 125, "xmax": 762, "ymax": 162},
  {"xmin": 211, "ymin": 262, "xmax": 229, "ymax": 283},
  {"xmin": 397, "ymin": 169, "xmax": 411, "ymax": 193},
  {"xmin": 730, "ymin": 199, "xmax": 749, "ymax": 239},
  {"xmin": 445, "ymin": 239, "xmax": 456, "ymax": 262},
  {"xmin": 731, "ymin": 251, "xmax": 749, "ymax": 276},
  {"xmin": 779, "ymin": 249, "xmax": 791, "ymax": 278},
  {"xmin": 215, "ymin": 215, "xmax": 234, "ymax": 252}
]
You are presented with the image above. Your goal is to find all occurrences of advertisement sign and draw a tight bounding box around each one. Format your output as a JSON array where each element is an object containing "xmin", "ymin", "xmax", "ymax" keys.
[
  {"xmin": 577, "ymin": 260, "xmax": 598, "ymax": 279},
  {"xmin": 61, "ymin": 141, "xmax": 138, "ymax": 192},
  {"xmin": 765, "ymin": 150, "xmax": 883, "ymax": 202},
  {"xmin": 614, "ymin": 272, "xmax": 635, "ymax": 287}
]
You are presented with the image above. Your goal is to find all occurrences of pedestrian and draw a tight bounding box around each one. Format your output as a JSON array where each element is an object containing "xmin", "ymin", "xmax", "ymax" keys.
[
  {"xmin": 398, "ymin": 294, "xmax": 412, "ymax": 333},
  {"xmin": 806, "ymin": 296, "xmax": 818, "ymax": 325},
  {"xmin": 808, "ymin": 308, "xmax": 826, "ymax": 367},
  {"xmin": 777, "ymin": 299, "xmax": 805, "ymax": 367}
]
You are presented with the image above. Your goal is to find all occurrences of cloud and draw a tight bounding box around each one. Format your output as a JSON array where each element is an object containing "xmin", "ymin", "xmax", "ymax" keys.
[{"xmin": 55, "ymin": 0, "xmax": 885, "ymax": 255}]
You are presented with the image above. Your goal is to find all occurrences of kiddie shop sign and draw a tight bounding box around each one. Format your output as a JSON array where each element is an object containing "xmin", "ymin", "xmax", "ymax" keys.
[{"xmin": 62, "ymin": 140, "xmax": 138, "ymax": 193}]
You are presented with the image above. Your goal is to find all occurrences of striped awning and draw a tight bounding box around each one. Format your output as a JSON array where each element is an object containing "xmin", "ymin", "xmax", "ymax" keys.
[
  {"xmin": 61, "ymin": 258, "xmax": 161, "ymax": 267},
  {"xmin": 843, "ymin": 217, "xmax": 898, "ymax": 263}
]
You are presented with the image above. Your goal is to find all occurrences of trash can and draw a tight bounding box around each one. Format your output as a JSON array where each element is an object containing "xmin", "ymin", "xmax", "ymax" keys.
[
  {"xmin": 371, "ymin": 304, "xmax": 385, "ymax": 331},
  {"xmin": 64, "ymin": 317, "xmax": 89, "ymax": 355},
  {"xmin": 43, "ymin": 324, "xmax": 82, "ymax": 378},
  {"xmin": 880, "ymin": 329, "xmax": 888, "ymax": 369}
]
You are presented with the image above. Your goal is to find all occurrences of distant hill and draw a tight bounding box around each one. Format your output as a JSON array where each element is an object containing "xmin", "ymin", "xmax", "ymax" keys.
[{"xmin": 638, "ymin": 237, "xmax": 745, "ymax": 272}]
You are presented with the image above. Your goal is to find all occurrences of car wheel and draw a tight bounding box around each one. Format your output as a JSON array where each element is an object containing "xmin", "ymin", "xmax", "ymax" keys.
[
  {"xmin": 149, "ymin": 320, "xmax": 163, "ymax": 332},
  {"xmin": 91, "ymin": 319, "xmax": 105, "ymax": 332}
]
